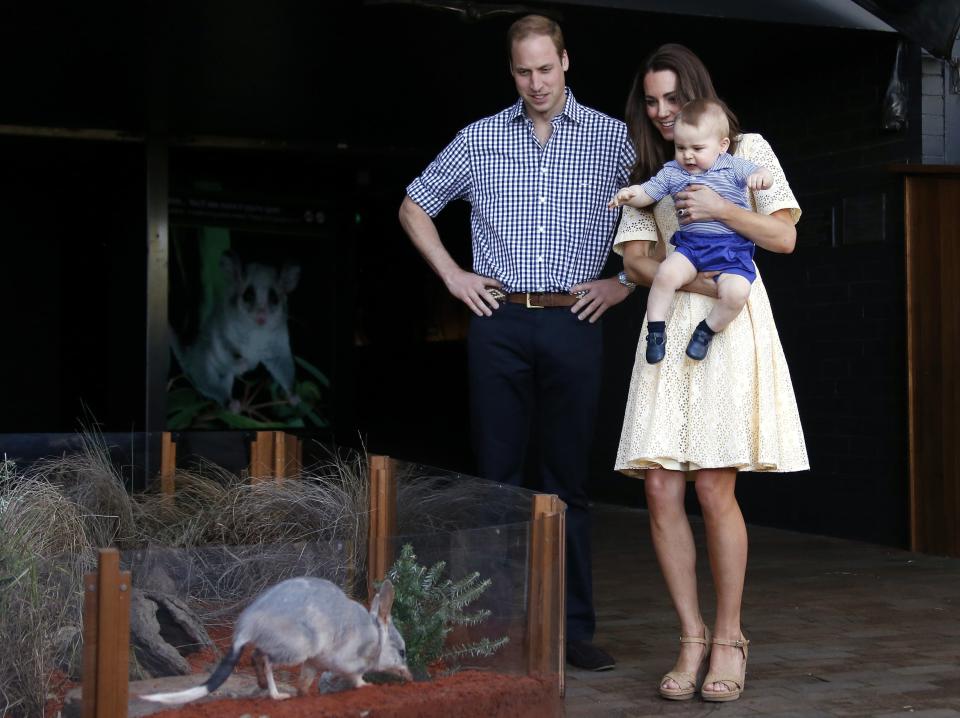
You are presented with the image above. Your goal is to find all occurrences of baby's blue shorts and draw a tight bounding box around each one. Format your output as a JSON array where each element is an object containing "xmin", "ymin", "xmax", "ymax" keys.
[{"xmin": 671, "ymin": 230, "xmax": 756, "ymax": 283}]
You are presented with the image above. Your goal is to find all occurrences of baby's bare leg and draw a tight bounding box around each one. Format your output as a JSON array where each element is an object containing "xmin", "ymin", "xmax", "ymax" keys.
[
  {"xmin": 647, "ymin": 252, "xmax": 697, "ymax": 322},
  {"xmin": 705, "ymin": 273, "xmax": 751, "ymax": 332}
]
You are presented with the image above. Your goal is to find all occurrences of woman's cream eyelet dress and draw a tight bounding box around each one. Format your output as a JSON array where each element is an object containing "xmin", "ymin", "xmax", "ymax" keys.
[{"xmin": 614, "ymin": 134, "xmax": 809, "ymax": 477}]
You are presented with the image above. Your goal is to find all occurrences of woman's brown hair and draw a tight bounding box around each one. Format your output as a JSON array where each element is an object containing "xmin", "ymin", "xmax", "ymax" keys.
[{"xmin": 625, "ymin": 44, "xmax": 740, "ymax": 182}]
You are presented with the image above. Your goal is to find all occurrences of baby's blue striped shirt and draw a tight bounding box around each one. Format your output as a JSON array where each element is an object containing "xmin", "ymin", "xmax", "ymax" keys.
[{"xmin": 641, "ymin": 153, "xmax": 761, "ymax": 236}]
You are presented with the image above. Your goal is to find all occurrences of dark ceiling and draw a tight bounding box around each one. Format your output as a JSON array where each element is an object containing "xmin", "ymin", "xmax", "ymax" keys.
[{"xmin": 0, "ymin": 0, "xmax": 930, "ymax": 148}]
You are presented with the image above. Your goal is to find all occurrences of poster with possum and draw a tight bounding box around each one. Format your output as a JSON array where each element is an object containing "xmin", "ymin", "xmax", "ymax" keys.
[{"xmin": 167, "ymin": 225, "xmax": 334, "ymax": 431}]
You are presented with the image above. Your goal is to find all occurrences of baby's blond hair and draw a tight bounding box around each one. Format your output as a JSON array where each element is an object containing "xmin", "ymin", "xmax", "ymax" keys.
[{"xmin": 675, "ymin": 98, "xmax": 735, "ymax": 143}]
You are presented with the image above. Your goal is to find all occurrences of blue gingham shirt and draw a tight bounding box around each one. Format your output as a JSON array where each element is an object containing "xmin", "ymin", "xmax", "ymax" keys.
[
  {"xmin": 641, "ymin": 153, "xmax": 760, "ymax": 236},
  {"xmin": 406, "ymin": 89, "xmax": 634, "ymax": 293}
]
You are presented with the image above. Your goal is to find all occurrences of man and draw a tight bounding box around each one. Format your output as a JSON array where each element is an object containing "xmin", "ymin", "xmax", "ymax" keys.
[{"xmin": 398, "ymin": 14, "xmax": 635, "ymax": 671}]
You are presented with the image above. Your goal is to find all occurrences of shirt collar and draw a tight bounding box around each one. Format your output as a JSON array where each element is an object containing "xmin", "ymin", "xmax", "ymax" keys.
[
  {"xmin": 672, "ymin": 152, "xmax": 734, "ymax": 176},
  {"xmin": 507, "ymin": 87, "xmax": 583, "ymax": 125},
  {"xmin": 709, "ymin": 152, "xmax": 735, "ymax": 171}
]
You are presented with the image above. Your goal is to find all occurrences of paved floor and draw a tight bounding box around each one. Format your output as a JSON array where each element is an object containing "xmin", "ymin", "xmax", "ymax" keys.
[{"xmin": 565, "ymin": 503, "xmax": 960, "ymax": 717}]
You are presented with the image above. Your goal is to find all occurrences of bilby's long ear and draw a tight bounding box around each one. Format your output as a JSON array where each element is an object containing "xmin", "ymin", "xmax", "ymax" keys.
[{"xmin": 375, "ymin": 579, "xmax": 395, "ymax": 622}]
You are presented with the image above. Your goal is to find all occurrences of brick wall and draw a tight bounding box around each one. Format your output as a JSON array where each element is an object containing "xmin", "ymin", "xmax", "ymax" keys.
[
  {"xmin": 735, "ymin": 34, "xmax": 921, "ymax": 547},
  {"xmin": 922, "ymin": 52, "xmax": 947, "ymax": 163}
]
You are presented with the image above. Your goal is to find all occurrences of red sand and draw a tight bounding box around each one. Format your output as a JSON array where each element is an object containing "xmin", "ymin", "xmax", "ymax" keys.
[
  {"xmin": 38, "ymin": 621, "xmax": 562, "ymax": 718},
  {"xmin": 144, "ymin": 671, "xmax": 562, "ymax": 718}
]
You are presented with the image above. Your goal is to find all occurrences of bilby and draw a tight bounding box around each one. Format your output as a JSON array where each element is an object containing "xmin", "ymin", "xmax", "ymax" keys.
[{"xmin": 140, "ymin": 577, "xmax": 411, "ymax": 704}]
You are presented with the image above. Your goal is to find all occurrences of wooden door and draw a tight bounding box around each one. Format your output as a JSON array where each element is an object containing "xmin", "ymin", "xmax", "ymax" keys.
[{"xmin": 903, "ymin": 167, "xmax": 960, "ymax": 555}]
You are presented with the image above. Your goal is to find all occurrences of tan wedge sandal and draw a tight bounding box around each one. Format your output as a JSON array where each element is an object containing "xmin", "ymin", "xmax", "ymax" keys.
[
  {"xmin": 658, "ymin": 626, "xmax": 711, "ymax": 700},
  {"xmin": 701, "ymin": 635, "xmax": 750, "ymax": 702}
]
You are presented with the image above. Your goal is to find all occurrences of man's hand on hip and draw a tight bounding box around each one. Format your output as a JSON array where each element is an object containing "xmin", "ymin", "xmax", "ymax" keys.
[
  {"xmin": 445, "ymin": 268, "xmax": 503, "ymax": 317},
  {"xmin": 569, "ymin": 276, "xmax": 632, "ymax": 324}
]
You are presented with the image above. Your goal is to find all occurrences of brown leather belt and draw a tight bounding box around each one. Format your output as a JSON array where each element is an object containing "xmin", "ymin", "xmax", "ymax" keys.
[{"xmin": 502, "ymin": 291, "xmax": 581, "ymax": 309}]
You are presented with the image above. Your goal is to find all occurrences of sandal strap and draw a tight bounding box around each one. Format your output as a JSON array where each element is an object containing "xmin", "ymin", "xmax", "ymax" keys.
[
  {"xmin": 711, "ymin": 637, "xmax": 749, "ymax": 649},
  {"xmin": 703, "ymin": 674, "xmax": 743, "ymax": 690},
  {"xmin": 679, "ymin": 625, "xmax": 711, "ymax": 645},
  {"xmin": 661, "ymin": 670, "xmax": 696, "ymax": 689}
]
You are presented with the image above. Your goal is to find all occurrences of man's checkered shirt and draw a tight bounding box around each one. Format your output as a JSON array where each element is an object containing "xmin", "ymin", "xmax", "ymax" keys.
[{"xmin": 406, "ymin": 89, "xmax": 635, "ymax": 294}]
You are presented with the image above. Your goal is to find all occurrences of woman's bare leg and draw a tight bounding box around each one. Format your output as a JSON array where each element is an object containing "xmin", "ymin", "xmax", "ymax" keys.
[
  {"xmin": 694, "ymin": 468, "xmax": 748, "ymax": 694},
  {"xmin": 645, "ymin": 467, "xmax": 707, "ymax": 690}
]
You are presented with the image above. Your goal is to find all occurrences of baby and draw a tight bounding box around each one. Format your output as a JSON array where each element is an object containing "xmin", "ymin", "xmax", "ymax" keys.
[{"xmin": 609, "ymin": 98, "xmax": 773, "ymax": 363}]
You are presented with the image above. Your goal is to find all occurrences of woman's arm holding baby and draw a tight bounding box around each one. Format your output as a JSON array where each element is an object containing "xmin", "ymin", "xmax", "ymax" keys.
[
  {"xmin": 622, "ymin": 238, "xmax": 720, "ymax": 298},
  {"xmin": 674, "ymin": 186, "xmax": 796, "ymax": 253}
]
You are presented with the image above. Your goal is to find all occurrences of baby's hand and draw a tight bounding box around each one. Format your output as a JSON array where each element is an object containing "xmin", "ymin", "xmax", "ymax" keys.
[
  {"xmin": 747, "ymin": 168, "xmax": 774, "ymax": 191},
  {"xmin": 608, "ymin": 186, "xmax": 638, "ymax": 209}
]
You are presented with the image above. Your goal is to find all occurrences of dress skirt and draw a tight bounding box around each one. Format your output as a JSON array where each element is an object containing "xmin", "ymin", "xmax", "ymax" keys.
[{"xmin": 615, "ymin": 268, "xmax": 809, "ymax": 476}]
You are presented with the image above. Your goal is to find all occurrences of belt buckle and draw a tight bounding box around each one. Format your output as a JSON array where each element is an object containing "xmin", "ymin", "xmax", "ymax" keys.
[{"xmin": 525, "ymin": 292, "xmax": 544, "ymax": 309}]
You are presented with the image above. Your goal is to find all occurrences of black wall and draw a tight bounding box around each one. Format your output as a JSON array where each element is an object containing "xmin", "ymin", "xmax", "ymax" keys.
[{"xmin": 0, "ymin": 2, "xmax": 920, "ymax": 546}]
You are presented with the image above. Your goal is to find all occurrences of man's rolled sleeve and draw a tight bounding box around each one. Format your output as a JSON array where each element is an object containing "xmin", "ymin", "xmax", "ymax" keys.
[
  {"xmin": 616, "ymin": 137, "xmax": 636, "ymax": 188},
  {"xmin": 405, "ymin": 131, "xmax": 472, "ymax": 218}
]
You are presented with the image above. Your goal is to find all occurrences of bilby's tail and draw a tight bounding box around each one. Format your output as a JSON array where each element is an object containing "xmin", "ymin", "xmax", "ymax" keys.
[{"xmin": 139, "ymin": 643, "xmax": 244, "ymax": 704}]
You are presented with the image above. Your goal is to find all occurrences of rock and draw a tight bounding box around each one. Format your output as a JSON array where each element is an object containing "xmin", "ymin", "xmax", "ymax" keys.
[
  {"xmin": 139, "ymin": 563, "xmax": 177, "ymax": 595},
  {"xmin": 129, "ymin": 588, "xmax": 216, "ymax": 678}
]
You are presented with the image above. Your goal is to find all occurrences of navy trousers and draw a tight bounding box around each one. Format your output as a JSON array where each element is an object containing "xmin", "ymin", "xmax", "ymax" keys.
[{"xmin": 468, "ymin": 301, "xmax": 602, "ymax": 642}]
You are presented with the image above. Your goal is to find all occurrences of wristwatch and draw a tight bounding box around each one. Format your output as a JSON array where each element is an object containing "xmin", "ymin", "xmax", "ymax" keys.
[{"xmin": 617, "ymin": 270, "xmax": 637, "ymax": 291}]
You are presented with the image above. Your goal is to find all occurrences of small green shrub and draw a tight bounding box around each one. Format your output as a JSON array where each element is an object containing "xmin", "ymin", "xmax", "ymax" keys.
[{"xmin": 382, "ymin": 543, "xmax": 508, "ymax": 676}]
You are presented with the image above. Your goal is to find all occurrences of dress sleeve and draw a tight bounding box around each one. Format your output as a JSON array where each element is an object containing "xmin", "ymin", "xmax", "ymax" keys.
[
  {"xmin": 739, "ymin": 134, "xmax": 801, "ymax": 225},
  {"xmin": 612, "ymin": 205, "xmax": 660, "ymax": 256}
]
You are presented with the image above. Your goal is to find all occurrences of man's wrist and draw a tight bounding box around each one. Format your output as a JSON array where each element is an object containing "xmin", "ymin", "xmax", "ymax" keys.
[{"xmin": 617, "ymin": 270, "xmax": 637, "ymax": 291}]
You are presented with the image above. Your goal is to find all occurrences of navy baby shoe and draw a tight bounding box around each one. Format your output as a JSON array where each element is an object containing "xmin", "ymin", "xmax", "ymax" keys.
[
  {"xmin": 685, "ymin": 326, "xmax": 715, "ymax": 361},
  {"xmin": 646, "ymin": 330, "xmax": 666, "ymax": 363}
]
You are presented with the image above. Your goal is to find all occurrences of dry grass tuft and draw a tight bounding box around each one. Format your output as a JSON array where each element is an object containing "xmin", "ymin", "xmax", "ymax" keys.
[{"xmin": 0, "ymin": 458, "xmax": 93, "ymax": 717}]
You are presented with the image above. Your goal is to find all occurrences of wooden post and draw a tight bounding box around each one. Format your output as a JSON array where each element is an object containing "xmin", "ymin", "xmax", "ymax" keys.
[
  {"xmin": 285, "ymin": 432, "xmax": 302, "ymax": 478},
  {"xmin": 272, "ymin": 430, "xmax": 285, "ymax": 481},
  {"xmin": 249, "ymin": 431, "xmax": 274, "ymax": 481},
  {"xmin": 249, "ymin": 431, "xmax": 301, "ymax": 481},
  {"xmin": 526, "ymin": 493, "xmax": 566, "ymax": 696},
  {"xmin": 160, "ymin": 432, "xmax": 176, "ymax": 501},
  {"xmin": 366, "ymin": 454, "xmax": 397, "ymax": 601},
  {"xmin": 82, "ymin": 548, "xmax": 131, "ymax": 718}
]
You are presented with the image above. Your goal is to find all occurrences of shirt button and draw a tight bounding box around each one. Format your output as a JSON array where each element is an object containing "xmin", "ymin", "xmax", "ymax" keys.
[
  {"xmin": 541, "ymin": 167, "xmax": 548, "ymax": 174},
  {"xmin": 537, "ymin": 255, "xmax": 544, "ymax": 262},
  {"xmin": 537, "ymin": 226, "xmax": 545, "ymax": 233},
  {"xmin": 539, "ymin": 196, "xmax": 547, "ymax": 203}
]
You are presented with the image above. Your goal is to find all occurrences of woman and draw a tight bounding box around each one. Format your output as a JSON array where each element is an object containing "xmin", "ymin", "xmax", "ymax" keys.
[{"xmin": 615, "ymin": 44, "xmax": 808, "ymax": 702}]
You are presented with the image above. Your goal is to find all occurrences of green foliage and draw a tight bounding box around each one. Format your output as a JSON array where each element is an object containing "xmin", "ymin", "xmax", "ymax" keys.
[
  {"xmin": 166, "ymin": 356, "xmax": 330, "ymax": 430},
  {"xmin": 381, "ymin": 543, "xmax": 508, "ymax": 675}
]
